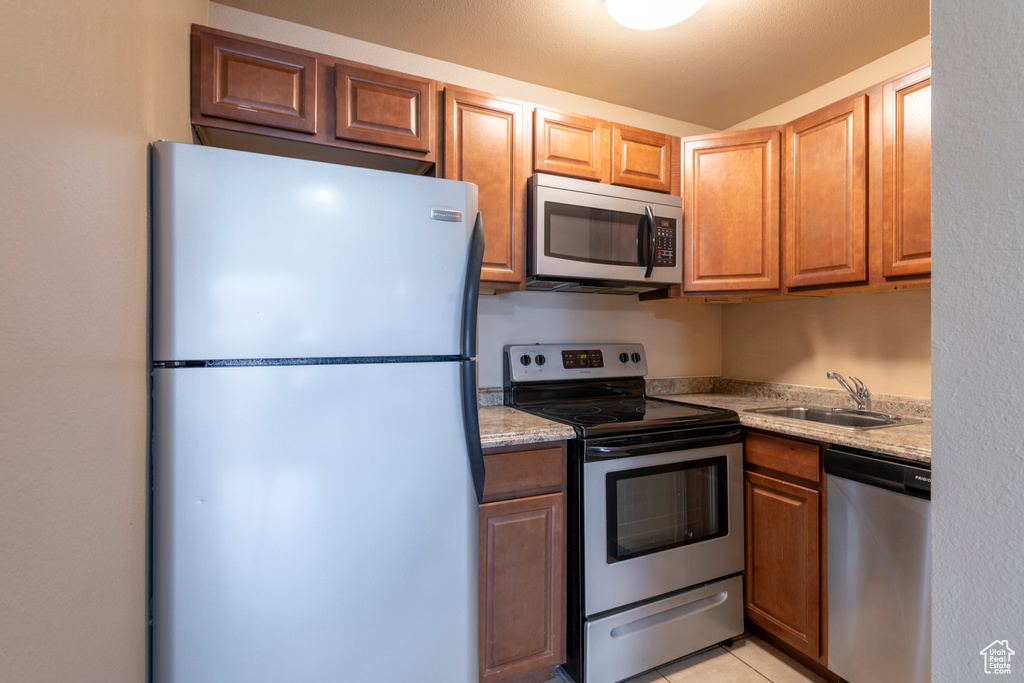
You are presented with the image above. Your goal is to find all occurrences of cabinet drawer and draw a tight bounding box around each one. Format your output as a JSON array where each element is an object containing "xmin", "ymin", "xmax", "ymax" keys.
[
  {"xmin": 482, "ymin": 444, "xmax": 565, "ymax": 502},
  {"xmin": 745, "ymin": 432, "xmax": 820, "ymax": 483}
]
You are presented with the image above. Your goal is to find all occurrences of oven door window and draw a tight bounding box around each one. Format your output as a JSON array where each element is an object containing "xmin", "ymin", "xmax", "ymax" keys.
[
  {"xmin": 544, "ymin": 201, "xmax": 646, "ymax": 266},
  {"xmin": 605, "ymin": 456, "xmax": 728, "ymax": 563}
]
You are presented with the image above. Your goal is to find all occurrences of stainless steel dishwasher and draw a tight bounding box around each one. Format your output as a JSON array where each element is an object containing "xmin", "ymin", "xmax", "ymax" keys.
[{"xmin": 825, "ymin": 446, "xmax": 931, "ymax": 683}]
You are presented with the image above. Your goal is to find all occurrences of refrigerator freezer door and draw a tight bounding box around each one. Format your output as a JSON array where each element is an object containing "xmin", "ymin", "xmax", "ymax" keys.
[
  {"xmin": 152, "ymin": 362, "xmax": 477, "ymax": 683},
  {"xmin": 151, "ymin": 142, "xmax": 479, "ymax": 362}
]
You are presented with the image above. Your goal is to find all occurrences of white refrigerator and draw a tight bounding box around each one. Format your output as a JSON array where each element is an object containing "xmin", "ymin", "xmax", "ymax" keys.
[{"xmin": 150, "ymin": 142, "xmax": 484, "ymax": 683}]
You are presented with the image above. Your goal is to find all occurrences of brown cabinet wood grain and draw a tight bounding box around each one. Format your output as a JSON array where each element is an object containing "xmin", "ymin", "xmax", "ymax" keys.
[
  {"xmin": 744, "ymin": 431, "xmax": 819, "ymax": 483},
  {"xmin": 743, "ymin": 431, "xmax": 826, "ymax": 663},
  {"xmin": 882, "ymin": 65, "xmax": 932, "ymax": 278},
  {"xmin": 191, "ymin": 25, "xmax": 437, "ymax": 173},
  {"xmin": 610, "ymin": 124, "xmax": 672, "ymax": 192},
  {"xmin": 533, "ymin": 108, "xmax": 606, "ymax": 182},
  {"xmin": 783, "ymin": 94, "xmax": 868, "ymax": 290},
  {"xmin": 681, "ymin": 127, "xmax": 781, "ymax": 293},
  {"xmin": 532, "ymin": 109, "xmax": 677, "ymax": 193},
  {"xmin": 444, "ymin": 86, "xmax": 529, "ymax": 287},
  {"xmin": 745, "ymin": 470, "xmax": 821, "ymax": 659},
  {"xmin": 333, "ymin": 60, "xmax": 435, "ymax": 153},
  {"xmin": 195, "ymin": 27, "xmax": 318, "ymax": 135},
  {"xmin": 479, "ymin": 441, "xmax": 566, "ymax": 683},
  {"xmin": 479, "ymin": 493, "xmax": 564, "ymax": 682}
]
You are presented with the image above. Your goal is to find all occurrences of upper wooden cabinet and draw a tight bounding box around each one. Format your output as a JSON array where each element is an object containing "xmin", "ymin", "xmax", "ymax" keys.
[
  {"xmin": 444, "ymin": 86, "xmax": 528, "ymax": 287},
  {"xmin": 334, "ymin": 60, "xmax": 435, "ymax": 153},
  {"xmin": 611, "ymin": 124, "xmax": 672, "ymax": 193},
  {"xmin": 191, "ymin": 25, "xmax": 436, "ymax": 173},
  {"xmin": 194, "ymin": 27, "xmax": 319, "ymax": 134},
  {"xmin": 533, "ymin": 108, "xmax": 606, "ymax": 182},
  {"xmin": 681, "ymin": 127, "xmax": 781, "ymax": 293},
  {"xmin": 533, "ymin": 108, "xmax": 676, "ymax": 193},
  {"xmin": 881, "ymin": 65, "xmax": 932, "ymax": 278},
  {"xmin": 783, "ymin": 94, "xmax": 869, "ymax": 290}
]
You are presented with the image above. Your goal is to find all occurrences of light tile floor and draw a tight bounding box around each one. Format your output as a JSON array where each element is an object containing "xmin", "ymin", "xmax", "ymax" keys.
[{"xmin": 546, "ymin": 634, "xmax": 825, "ymax": 683}]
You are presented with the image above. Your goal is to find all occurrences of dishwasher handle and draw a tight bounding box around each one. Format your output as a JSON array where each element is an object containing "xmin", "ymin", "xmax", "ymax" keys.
[{"xmin": 824, "ymin": 447, "xmax": 931, "ymax": 500}]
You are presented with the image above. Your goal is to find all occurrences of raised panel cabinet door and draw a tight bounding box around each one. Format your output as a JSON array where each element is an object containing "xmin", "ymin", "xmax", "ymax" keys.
[
  {"xmin": 882, "ymin": 66, "xmax": 932, "ymax": 278},
  {"xmin": 682, "ymin": 127, "xmax": 781, "ymax": 292},
  {"xmin": 479, "ymin": 493, "xmax": 565, "ymax": 682},
  {"xmin": 610, "ymin": 124, "xmax": 673, "ymax": 193},
  {"xmin": 196, "ymin": 27, "xmax": 318, "ymax": 134},
  {"xmin": 745, "ymin": 471, "xmax": 821, "ymax": 659},
  {"xmin": 533, "ymin": 109, "xmax": 607, "ymax": 182},
  {"xmin": 334, "ymin": 61, "xmax": 435, "ymax": 153},
  {"xmin": 783, "ymin": 95, "xmax": 868, "ymax": 289},
  {"xmin": 444, "ymin": 87, "xmax": 527, "ymax": 285}
]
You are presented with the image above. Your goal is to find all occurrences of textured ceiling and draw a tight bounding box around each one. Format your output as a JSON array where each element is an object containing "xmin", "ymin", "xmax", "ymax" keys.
[{"xmin": 214, "ymin": 0, "xmax": 930, "ymax": 130}]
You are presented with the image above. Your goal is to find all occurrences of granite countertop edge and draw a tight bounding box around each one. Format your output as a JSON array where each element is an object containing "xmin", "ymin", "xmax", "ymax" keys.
[
  {"xmin": 660, "ymin": 392, "xmax": 931, "ymax": 465},
  {"xmin": 478, "ymin": 405, "xmax": 576, "ymax": 449},
  {"xmin": 478, "ymin": 394, "xmax": 931, "ymax": 464}
]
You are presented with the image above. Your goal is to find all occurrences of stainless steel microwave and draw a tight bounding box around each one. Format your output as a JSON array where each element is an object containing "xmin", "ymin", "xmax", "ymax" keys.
[{"xmin": 527, "ymin": 173, "xmax": 682, "ymax": 294}]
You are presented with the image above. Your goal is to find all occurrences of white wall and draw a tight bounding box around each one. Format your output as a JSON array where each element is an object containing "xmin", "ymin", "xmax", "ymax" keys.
[
  {"xmin": 0, "ymin": 0, "xmax": 206, "ymax": 680},
  {"xmin": 722, "ymin": 289, "xmax": 931, "ymax": 398},
  {"xmin": 932, "ymin": 2, "xmax": 1024, "ymax": 680}
]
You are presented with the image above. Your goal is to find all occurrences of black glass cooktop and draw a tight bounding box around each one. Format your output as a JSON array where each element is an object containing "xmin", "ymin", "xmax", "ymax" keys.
[{"xmin": 513, "ymin": 395, "xmax": 738, "ymax": 438}]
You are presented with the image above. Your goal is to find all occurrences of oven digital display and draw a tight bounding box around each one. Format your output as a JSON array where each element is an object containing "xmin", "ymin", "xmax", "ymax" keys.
[{"xmin": 561, "ymin": 349, "xmax": 604, "ymax": 369}]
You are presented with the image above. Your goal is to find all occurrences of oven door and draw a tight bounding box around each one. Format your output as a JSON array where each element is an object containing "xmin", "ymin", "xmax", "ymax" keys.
[
  {"xmin": 531, "ymin": 183, "xmax": 681, "ymax": 286},
  {"xmin": 582, "ymin": 436, "xmax": 744, "ymax": 616}
]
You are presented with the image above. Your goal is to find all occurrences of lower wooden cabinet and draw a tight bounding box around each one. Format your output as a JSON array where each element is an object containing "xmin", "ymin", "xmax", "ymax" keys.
[
  {"xmin": 479, "ymin": 441, "xmax": 566, "ymax": 683},
  {"xmin": 743, "ymin": 431, "xmax": 826, "ymax": 662}
]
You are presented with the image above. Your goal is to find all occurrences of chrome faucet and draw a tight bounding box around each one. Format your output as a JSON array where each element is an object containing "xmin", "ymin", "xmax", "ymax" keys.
[{"xmin": 827, "ymin": 371, "xmax": 871, "ymax": 411}]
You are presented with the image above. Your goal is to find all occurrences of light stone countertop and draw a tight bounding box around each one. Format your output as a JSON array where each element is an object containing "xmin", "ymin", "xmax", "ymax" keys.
[
  {"xmin": 660, "ymin": 392, "xmax": 931, "ymax": 465},
  {"xmin": 477, "ymin": 392, "xmax": 931, "ymax": 465},
  {"xmin": 478, "ymin": 405, "xmax": 576, "ymax": 449}
]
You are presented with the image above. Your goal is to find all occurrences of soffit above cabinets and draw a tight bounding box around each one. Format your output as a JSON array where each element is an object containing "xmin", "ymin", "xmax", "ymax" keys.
[{"xmin": 213, "ymin": 0, "xmax": 929, "ymax": 130}]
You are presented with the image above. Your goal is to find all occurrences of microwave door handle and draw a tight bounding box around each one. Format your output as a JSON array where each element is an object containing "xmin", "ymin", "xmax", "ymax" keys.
[
  {"xmin": 643, "ymin": 206, "xmax": 656, "ymax": 278},
  {"xmin": 636, "ymin": 213, "xmax": 646, "ymax": 267}
]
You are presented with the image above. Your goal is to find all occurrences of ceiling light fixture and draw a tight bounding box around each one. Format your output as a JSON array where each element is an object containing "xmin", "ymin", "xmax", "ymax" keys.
[{"xmin": 605, "ymin": 0, "xmax": 707, "ymax": 30}]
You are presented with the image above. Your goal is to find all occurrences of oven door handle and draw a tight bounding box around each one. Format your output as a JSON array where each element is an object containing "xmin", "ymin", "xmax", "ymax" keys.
[{"xmin": 585, "ymin": 429, "xmax": 743, "ymax": 460}]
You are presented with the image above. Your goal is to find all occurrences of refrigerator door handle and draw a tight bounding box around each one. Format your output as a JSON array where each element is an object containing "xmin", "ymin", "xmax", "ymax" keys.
[
  {"xmin": 462, "ymin": 359, "xmax": 486, "ymax": 503},
  {"xmin": 461, "ymin": 213, "xmax": 485, "ymax": 360}
]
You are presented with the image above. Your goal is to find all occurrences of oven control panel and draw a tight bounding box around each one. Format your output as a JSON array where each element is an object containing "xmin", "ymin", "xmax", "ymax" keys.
[{"xmin": 505, "ymin": 343, "xmax": 648, "ymax": 382}]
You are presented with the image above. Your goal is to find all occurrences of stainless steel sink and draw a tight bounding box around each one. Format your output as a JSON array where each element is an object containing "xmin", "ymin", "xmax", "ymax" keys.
[{"xmin": 743, "ymin": 405, "xmax": 922, "ymax": 430}]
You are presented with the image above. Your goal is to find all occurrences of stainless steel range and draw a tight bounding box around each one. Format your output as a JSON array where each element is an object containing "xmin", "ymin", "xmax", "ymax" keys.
[{"xmin": 504, "ymin": 343, "xmax": 746, "ymax": 683}]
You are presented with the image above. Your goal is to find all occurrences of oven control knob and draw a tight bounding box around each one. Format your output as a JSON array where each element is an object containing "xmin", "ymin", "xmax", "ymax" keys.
[
  {"xmin": 535, "ymin": 354, "xmax": 546, "ymax": 366},
  {"xmin": 619, "ymin": 352, "xmax": 629, "ymax": 363},
  {"xmin": 519, "ymin": 354, "xmax": 531, "ymax": 366},
  {"xmin": 631, "ymin": 352, "xmax": 642, "ymax": 363}
]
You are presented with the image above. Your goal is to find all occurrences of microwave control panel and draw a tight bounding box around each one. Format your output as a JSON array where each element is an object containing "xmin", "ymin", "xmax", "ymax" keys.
[{"xmin": 653, "ymin": 218, "xmax": 677, "ymax": 267}]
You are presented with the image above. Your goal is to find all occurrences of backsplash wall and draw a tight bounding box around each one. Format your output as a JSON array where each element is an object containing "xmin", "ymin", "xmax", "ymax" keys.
[
  {"xmin": 721, "ymin": 289, "xmax": 931, "ymax": 398},
  {"xmin": 476, "ymin": 292, "xmax": 722, "ymax": 388}
]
